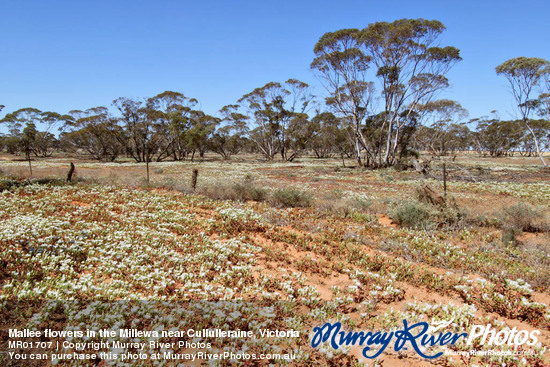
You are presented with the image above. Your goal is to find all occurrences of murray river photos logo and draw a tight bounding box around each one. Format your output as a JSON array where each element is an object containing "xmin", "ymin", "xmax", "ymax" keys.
[{"xmin": 311, "ymin": 320, "xmax": 540, "ymax": 359}]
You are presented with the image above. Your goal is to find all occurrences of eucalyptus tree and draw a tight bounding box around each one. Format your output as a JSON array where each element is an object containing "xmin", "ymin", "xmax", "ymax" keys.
[
  {"xmin": 62, "ymin": 107, "xmax": 122, "ymax": 161},
  {"xmin": 362, "ymin": 109, "xmax": 421, "ymax": 164},
  {"xmin": 536, "ymin": 66, "xmax": 550, "ymax": 124},
  {"xmin": 209, "ymin": 105, "xmax": 249, "ymax": 160},
  {"xmin": 517, "ymin": 119, "xmax": 550, "ymax": 156},
  {"xmin": 185, "ymin": 110, "xmax": 218, "ymax": 161},
  {"xmin": 113, "ymin": 97, "xmax": 162, "ymax": 183},
  {"xmin": 312, "ymin": 19, "xmax": 461, "ymax": 168},
  {"xmin": 21, "ymin": 123, "xmax": 38, "ymax": 176},
  {"xmin": 35, "ymin": 111, "xmax": 71, "ymax": 157},
  {"xmin": 311, "ymin": 29, "xmax": 374, "ymax": 165},
  {"xmin": 113, "ymin": 92, "xmax": 200, "ymax": 182},
  {"xmin": 283, "ymin": 112, "xmax": 316, "ymax": 161},
  {"xmin": 1, "ymin": 108, "xmax": 43, "ymax": 137},
  {"xmin": 113, "ymin": 97, "xmax": 149, "ymax": 163},
  {"xmin": 144, "ymin": 91, "xmax": 197, "ymax": 161},
  {"xmin": 414, "ymin": 100, "xmax": 469, "ymax": 156},
  {"xmin": 238, "ymin": 79, "xmax": 315, "ymax": 161},
  {"xmin": 0, "ymin": 108, "xmax": 70, "ymax": 174},
  {"xmin": 473, "ymin": 118, "xmax": 523, "ymax": 157},
  {"xmin": 414, "ymin": 123, "xmax": 472, "ymax": 156},
  {"xmin": 0, "ymin": 108, "xmax": 43, "ymax": 175},
  {"xmin": 309, "ymin": 112, "xmax": 350, "ymax": 159},
  {"xmin": 364, "ymin": 19, "xmax": 461, "ymax": 166},
  {"xmin": 496, "ymin": 57, "xmax": 550, "ymax": 166}
]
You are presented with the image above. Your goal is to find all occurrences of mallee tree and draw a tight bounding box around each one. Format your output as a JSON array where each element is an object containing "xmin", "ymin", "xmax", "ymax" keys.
[
  {"xmin": 312, "ymin": 18, "xmax": 461, "ymax": 168},
  {"xmin": 496, "ymin": 57, "xmax": 550, "ymax": 166}
]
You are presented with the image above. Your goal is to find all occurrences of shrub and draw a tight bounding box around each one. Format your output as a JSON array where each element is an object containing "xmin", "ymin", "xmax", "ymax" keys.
[
  {"xmin": 502, "ymin": 226, "xmax": 522, "ymax": 247},
  {"xmin": 232, "ymin": 175, "xmax": 267, "ymax": 202},
  {"xmin": 438, "ymin": 204, "xmax": 468, "ymax": 230},
  {"xmin": 412, "ymin": 184, "xmax": 468, "ymax": 230},
  {"xmin": 347, "ymin": 196, "xmax": 373, "ymax": 212},
  {"xmin": 389, "ymin": 200, "xmax": 434, "ymax": 229},
  {"xmin": 198, "ymin": 175, "xmax": 267, "ymax": 202},
  {"xmin": 500, "ymin": 202, "xmax": 547, "ymax": 233},
  {"xmin": 199, "ymin": 183, "xmax": 237, "ymax": 201},
  {"xmin": 468, "ymin": 214, "xmax": 501, "ymax": 228},
  {"xmin": 315, "ymin": 193, "xmax": 373, "ymax": 218},
  {"xmin": 0, "ymin": 178, "xmax": 20, "ymax": 192},
  {"xmin": 271, "ymin": 187, "xmax": 312, "ymax": 208},
  {"xmin": 217, "ymin": 208, "xmax": 265, "ymax": 233},
  {"xmin": 0, "ymin": 177, "xmax": 66, "ymax": 192}
]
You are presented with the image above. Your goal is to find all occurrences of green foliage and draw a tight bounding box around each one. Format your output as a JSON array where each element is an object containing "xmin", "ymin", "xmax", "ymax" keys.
[
  {"xmin": 496, "ymin": 57, "xmax": 549, "ymax": 80},
  {"xmin": 389, "ymin": 200, "xmax": 434, "ymax": 229},
  {"xmin": 496, "ymin": 57, "xmax": 550, "ymax": 166},
  {"xmin": 62, "ymin": 107, "xmax": 122, "ymax": 161},
  {"xmin": 315, "ymin": 191, "xmax": 374, "ymax": 220},
  {"xmin": 473, "ymin": 118, "xmax": 524, "ymax": 156},
  {"xmin": 238, "ymin": 79, "xmax": 315, "ymax": 161},
  {"xmin": 500, "ymin": 202, "xmax": 547, "ymax": 233},
  {"xmin": 209, "ymin": 105, "xmax": 249, "ymax": 159},
  {"xmin": 232, "ymin": 175, "xmax": 267, "ymax": 202},
  {"xmin": 0, "ymin": 177, "xmax": 67, "ymax": 192},
  {"xmin": 390, "ymin": 187, "xmax": 467, "ymax": 230},
  {"xmin": 309, "ymin": 112, "xmax": 351, "ymax": 159},
  {"xmin": 271, "ymin": 187, "xmax": 312, "ymax": 208},
  {"xmin": 198, "ymin": 175, "xmax": 267, "ymax": 203},
  {"xmin": 502, "ymin": 226, "xmax": 522, "ymax": 247},
  {"xmin": 312, "ymin": 18, "xmax": 461, "ymax": 168}
]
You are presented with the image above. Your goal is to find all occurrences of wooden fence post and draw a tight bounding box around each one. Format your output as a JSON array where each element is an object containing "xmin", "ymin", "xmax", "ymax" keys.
[
  {"xmin": 443, "ymin": 163, "xmax": 447, "ymax": 200},
  {"xmin": 67, "ymin": 162, "xmax": 75, "ymax": 182},
  {"xmin": 191, "ymin": 169, "xmax": 198, "ymax": 190}
]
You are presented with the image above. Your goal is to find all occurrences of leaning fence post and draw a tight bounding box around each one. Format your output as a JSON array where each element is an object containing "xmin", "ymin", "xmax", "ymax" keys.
[
  {"xmin": 67, "ymin": 162, "xmax": 75, "ymax": 182},
  {"xmin": 443, "ymin": 162, "xmax": 447, "ymax": 201},
  {"xmin": 191, "ymin": 169, "xmax": 198, "ymax": 190}
]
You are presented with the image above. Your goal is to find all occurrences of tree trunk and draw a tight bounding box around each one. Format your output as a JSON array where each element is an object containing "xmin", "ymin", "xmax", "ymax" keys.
[
  {"xmin": 525, "ymin": 121, "xmax": 548, "ymax": 167},
  {"xmin": 354, "ymin": 134, "xmax": 362, "ymax": 166}
]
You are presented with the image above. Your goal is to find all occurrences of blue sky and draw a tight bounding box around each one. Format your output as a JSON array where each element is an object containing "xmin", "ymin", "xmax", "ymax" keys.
[{"xmin": 1, "ymin": 0, "xmax": 549, "ymax": 124}]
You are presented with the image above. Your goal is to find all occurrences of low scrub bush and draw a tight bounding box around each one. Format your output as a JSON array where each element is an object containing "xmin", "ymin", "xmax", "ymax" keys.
[
  {"xmin": 199, "ymin": 175, "xmax": 267, "ymax": 202},
  {"xmin": 232, "ymin": 175, "xmax": 267, "ymax": 202},
  {"xmin": 199, "ymin": 183, "xmax": 237, "ymax": 201},
  {"xmin": 468, "ymin": 214, "xmax": 501, "ymax": 228},
  {"xmin": 389, "ymin": 200, "xmax": 435, "ymax": 229},
  {"xmin": 271, "ymin": 187, "xmax": 312, "ymax": 208},
  {"xmin": 498, "ymin": 202, "xmax": 548, "ymax": 247},
  {"xmin": 438, "ymin": 204, "xmax": 468, "ymax": 229},
  {"xmin": 500, "ymin": 202, "xmax": 547, "ymax": 233},
  {"xmin": 0, "ymin": 177, "xmax": 66, "ymax": 192},
  {"xmin": 502, "ymin": 226, "xmax": 522, "ymax": 247},
  {"xmin": 0, "ymin": 178, "xmax": 20, "ymax": 192},
  {"xmin": 389, "ymin": 198, "xmax": 466, "ymax": 230},
  {"xmin": 315, "ymin": 192, "xmax": 373, "ymax": 218}
]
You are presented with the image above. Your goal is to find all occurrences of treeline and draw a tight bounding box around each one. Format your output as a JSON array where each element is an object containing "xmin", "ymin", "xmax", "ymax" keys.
[
  {"xmin": 413, "ymin": 115, "xmax": 550, "ymax": 158},
  {"xmin": 1, "ymin": 98, "xmax": 548, "ymax": 164},
  {"xmin": 1, "ymin": 19, "xmax": 549, "ymax": 168}
]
